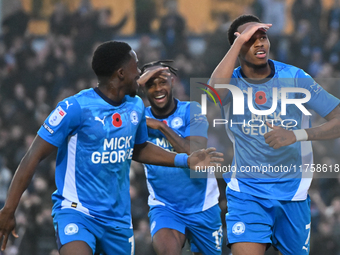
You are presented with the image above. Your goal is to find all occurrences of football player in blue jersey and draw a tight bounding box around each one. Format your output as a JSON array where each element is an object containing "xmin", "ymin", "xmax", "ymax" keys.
[
  {"xmin": 137, "ymin": 60, "xmax": 223, "ymax": 255},
  {"xmin": 0, "ymin": 41, "xmax": 223, "ymax": 255},
  {"xmin": 208, "ymin": 15, "xmax": 340, "ymax": 255}
]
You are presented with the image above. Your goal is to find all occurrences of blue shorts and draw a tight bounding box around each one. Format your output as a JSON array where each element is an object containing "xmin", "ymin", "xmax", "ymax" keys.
[
  {"xmin": 149, "ymin": 204, "xmax": 222, "ymax": 255},
  {"xmin": 53, "ymin": 209, "xmax": 134, "ymax": 255},
  {"xmin": 226, "ymin": 188, "xmax": 311, "ymax": 255}
]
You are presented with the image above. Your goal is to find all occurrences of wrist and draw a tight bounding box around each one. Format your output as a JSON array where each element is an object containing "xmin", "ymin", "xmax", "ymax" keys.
[
  {"xmin": 174, "ymin": 153, "xmax": 189, "ymax": 168},
  {"xmin": 293, "ymin": 129, "xmax": 308, "ymax": 142},
  {"xmin": 234, "ymin": 36, "xmax": 247, "ymax": 46},
  {"xmin": 158, "ymin": 121, "xmax": 167, "ymax": 131},
  {"xmin": 1, "ymin": 205, "xmax": 16, "ymax": 215}
]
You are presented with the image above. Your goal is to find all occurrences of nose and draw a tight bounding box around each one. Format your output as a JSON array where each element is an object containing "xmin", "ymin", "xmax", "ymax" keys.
[
  {"xmin": 155, "ymin": 83, "xmax": 163, "ymax": 91},
  {"xmin": 254, "ymin": 38, "xmax": 263, "ymax": 47}
]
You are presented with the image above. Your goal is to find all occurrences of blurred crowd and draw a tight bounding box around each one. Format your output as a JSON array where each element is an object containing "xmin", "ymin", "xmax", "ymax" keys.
[{"xmin": 0, "ymin": 0, "xmax": 340, "ymax": 254}]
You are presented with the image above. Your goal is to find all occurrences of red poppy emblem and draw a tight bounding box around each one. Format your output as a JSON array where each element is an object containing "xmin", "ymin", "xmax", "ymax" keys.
[
  {"xmin": 112, "ymin": 113, "xmax": 122, "ymax": 127},
  {"xmin": 162, "ymin": 120, "xmax": 168, "ymax": 126},
  {"xmin": 255, "ymin": 91, "xmax": 267, "ymax": 105}
]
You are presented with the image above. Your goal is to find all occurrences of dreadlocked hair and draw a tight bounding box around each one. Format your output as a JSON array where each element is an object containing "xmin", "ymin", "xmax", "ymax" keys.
[{"xmin": 140, "ymin": 60, "xmax": 178, "ymax": 76}]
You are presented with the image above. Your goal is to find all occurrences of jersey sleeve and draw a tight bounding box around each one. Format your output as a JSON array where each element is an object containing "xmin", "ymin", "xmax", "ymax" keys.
[
  {"xmin": 184, "ymin": 102, "xmax": 209, "ymax": 138},
  {"xmin": 135, "ymin": 105, "xmax": 148, "ymax": 145},
  {"xmin": 296, "ymin": 70, "xmax": 340, "ymax": 117},
  {"xmin": 37, "ymin": 97, "xmax": 82, "ymax": 147}
]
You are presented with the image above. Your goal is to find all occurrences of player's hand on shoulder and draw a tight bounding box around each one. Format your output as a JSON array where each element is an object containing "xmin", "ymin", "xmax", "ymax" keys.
[
  {"xmin": 234, "ymin": 23, "xmax": 272, "ymax": 44},
  {"xmin": 188, "ymin": 147, "xmax": 224, "ymax": 170},
  {"xmin": 146, "ymin": 117, "xmax": 164, "ymax": 130},
  {"xmin": 264, "ymin": 122, "xmax": 296, "ymax": 149},
  {"xmin": 0, "ymin": 209, "xmax": 18, "ymax": 251},
  {"xmin": 137, "ymin": 67, "xmax": 170, "ymax": 86}
]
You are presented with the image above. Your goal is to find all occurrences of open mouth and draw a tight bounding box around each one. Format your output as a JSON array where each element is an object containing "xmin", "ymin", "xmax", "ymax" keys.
[
  {"xmin": 154, "ymin": 94, "xmax": 166, "ymax": 103},
  {"xmin": 255, "ymin": 50, "xmax": 266, "ymax": 59}
]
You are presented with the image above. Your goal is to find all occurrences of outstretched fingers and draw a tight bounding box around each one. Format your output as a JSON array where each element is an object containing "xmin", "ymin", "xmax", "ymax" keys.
[
  {"xmin": 205, "ymin": 147, "xmax": 217, "ymax": 154},
  {"xmin": 1, "ymin": 233, "xmax": 8, "ymax": 251},
  {"xmin": 209, "ymin": 156, "xmax": 224, "ymax": 162},
  {"xmin": 208, "ymin": 152, "xmax": 224, "ymax": 158}
]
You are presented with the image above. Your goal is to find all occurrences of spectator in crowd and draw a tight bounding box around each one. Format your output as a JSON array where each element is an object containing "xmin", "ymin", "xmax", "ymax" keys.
[
  {"xmin": 1, "ymin": 0, "xmax": 29, "ymax": 50},
  {"xmin": 158, "ymin": 0, "xmax": 187, "ymax": 58},
  {"xmin": 135, "ymin": 0, "xmax": 156, "ymax": 34}
]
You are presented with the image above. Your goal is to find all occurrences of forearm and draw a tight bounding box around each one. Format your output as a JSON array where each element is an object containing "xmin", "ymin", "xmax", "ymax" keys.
[
  {"xmin": 133, "ymin": 142, "xmax": 177, "ymax": 166},
  {"xmin": 3, "ymin": 152, "xmax": 40, "ymax": 214},
  {"xmin": 210, "ymin": 42, "xmax": 242, "ymax": 82},
  {"xmin": 158, "ymin": 124, "xmax": 204, "ymax": 154},
  {"xmin": 3, "ymin": 136, "xmax": 56, "ymax": 214},
  {"xmin": 306, "ymin": 117, "xmax": 340, "ymax": 140}
]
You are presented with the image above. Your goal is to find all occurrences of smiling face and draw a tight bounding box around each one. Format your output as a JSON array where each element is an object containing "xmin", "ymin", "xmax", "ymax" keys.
[
  {"xmin": 123, "ymin": 50, "xmax": 141, "ymax": 97},
  {"xmin": 238, "ymin": 22, "xmax": 270, "ymax": 69},
  {"xmin": 145, "ymin": 67, "xmax": 175, "ymax": 115}
]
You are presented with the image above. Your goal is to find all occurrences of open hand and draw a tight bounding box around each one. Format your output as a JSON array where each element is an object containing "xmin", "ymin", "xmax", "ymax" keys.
[
  {"xmin": 188, "ymin": 147, "xmax": 224, "ymax": 171},
  {"xmin": 137, "ymin": 67, "xmax": 170, "ymax": 86},
  {"xmin": 234, "ymin": 23, "xmax": 272, "ymax": 44}
]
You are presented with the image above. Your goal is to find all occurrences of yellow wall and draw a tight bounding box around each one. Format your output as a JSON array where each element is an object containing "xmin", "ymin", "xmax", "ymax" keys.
[
  {"xmin": 20, "ymin": 0, "xmax": 338, "ymax": 36},
  {"xmin": 90, "ymin": 0, "xmax": 135, "ymax": 35}
]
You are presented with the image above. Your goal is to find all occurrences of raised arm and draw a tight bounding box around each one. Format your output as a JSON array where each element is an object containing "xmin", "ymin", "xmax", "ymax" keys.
[
  {"xmin": 209, "ymin": 23, "xmax": 272, "ymax": 99},
  {"xmin": 0, "ymin": 135, "xmax": 57, "ymax": 250}
]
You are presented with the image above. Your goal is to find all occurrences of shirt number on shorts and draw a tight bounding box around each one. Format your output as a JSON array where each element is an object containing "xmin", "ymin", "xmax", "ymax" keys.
[
  {"xmin": 129, "ymin": 235, "xmax": 135, "ymax": 255},
  {"xmin": 302, "ymin": 222, "xmax": 311, "ymax": 252},
  {"xmin": 212, "ymin": 225, "xmax": 223, "ymax": 250}
]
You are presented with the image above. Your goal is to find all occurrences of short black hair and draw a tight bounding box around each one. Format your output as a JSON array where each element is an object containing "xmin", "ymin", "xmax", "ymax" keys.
[
  {"xmin": 228, "ymin": 15, "xmax": 261, "ymax": 45},
  {"xmin": 140, "ymin": 60, "xmax": 177, "ymax": 76},
  {"xmin": 92, "ymin": 41, "xmax": 132, "ymax": 78}
]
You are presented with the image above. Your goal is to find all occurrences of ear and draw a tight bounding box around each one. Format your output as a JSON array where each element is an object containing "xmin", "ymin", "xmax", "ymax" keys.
[
  {"xmin": 170, "ymin": 76, "xmax": 175, "ymax": 85},
  {"xmin": 116, "ymin": 67, "xmax": 125, "ymax": 80}
]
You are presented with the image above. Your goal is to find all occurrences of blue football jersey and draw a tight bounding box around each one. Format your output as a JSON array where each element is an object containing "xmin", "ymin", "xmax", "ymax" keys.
[
  {"xmin": 144, "ymin": 99, "xmax": 219, "ymax": 213},
  {"xmin": 222, "ymin": 60, "xmax": 340, "ymax": 201},
  {"xmin": 38, "ymin": 88, "xmax": 148, "ymax": 227}
]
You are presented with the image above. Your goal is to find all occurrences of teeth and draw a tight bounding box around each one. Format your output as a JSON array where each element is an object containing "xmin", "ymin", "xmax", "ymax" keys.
[
  {"xmin": 155, "ymin": 95, "xmax": 165, "ymax": 99},
  {"xmin": 256, "ymin": 51, "xmax": 265, "ymax": 55}
]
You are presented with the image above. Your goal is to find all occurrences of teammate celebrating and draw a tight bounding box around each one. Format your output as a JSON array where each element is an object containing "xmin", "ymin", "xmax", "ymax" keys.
[
  {"xmin": 209, "ymin": 15, "xmax": 340, "ymax": 255},
  {"xmin": 138, "ymin": 60, "xmax": 222, "ymax": 255},
  {"xmin": 0, "ymin": 41, "xmax": 223, "ymax": 255}
]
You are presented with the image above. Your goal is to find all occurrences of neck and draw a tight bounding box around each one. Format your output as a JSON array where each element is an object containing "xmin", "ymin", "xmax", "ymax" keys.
[
  {"xmin": 97, "ymin": 80, "xmax": 125, "ymax": 103},
  {"xmin": 240, "ymin": 61, "xmax": 271, "ymax": 79},
  {"xmin": 151, "ymin": 98, "xmax": 176, "ymax": 117}
]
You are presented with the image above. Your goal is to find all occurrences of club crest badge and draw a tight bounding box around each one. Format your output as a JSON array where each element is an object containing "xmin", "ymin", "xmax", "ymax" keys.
[
  {"xmin": 130, "ymin": 111, "xmax": 139, "ymax": 125},
  {"xmin": 171, "ymin": 117, "xmax": 183, "ymax": 129}
]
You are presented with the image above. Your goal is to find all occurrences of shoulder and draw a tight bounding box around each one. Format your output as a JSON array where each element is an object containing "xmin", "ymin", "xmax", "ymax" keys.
[
  {"xmin": 67, "ymin": 88, "xmax": 96, "ymax": 107},
  {"xmin": 270, "ymin": 59, "xmax": 305, "ymax": 78},
  {"xmin": 177, "ymin": 100, "xmax": 193, "ymax": 114},
  {"xmin": 232, "ymin": 66, "xmax": 242, "ymax": 77},
  {"xmin": 74, "ymin": 88, "xmax": 96, "ymax": 99},
  {"xmin": 178, "ymin": 100, "xmax": 203, "ymax": 117},
  {"xmin": 177, "ymin": 100, "xmax": 191, "ymax": 109}
]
